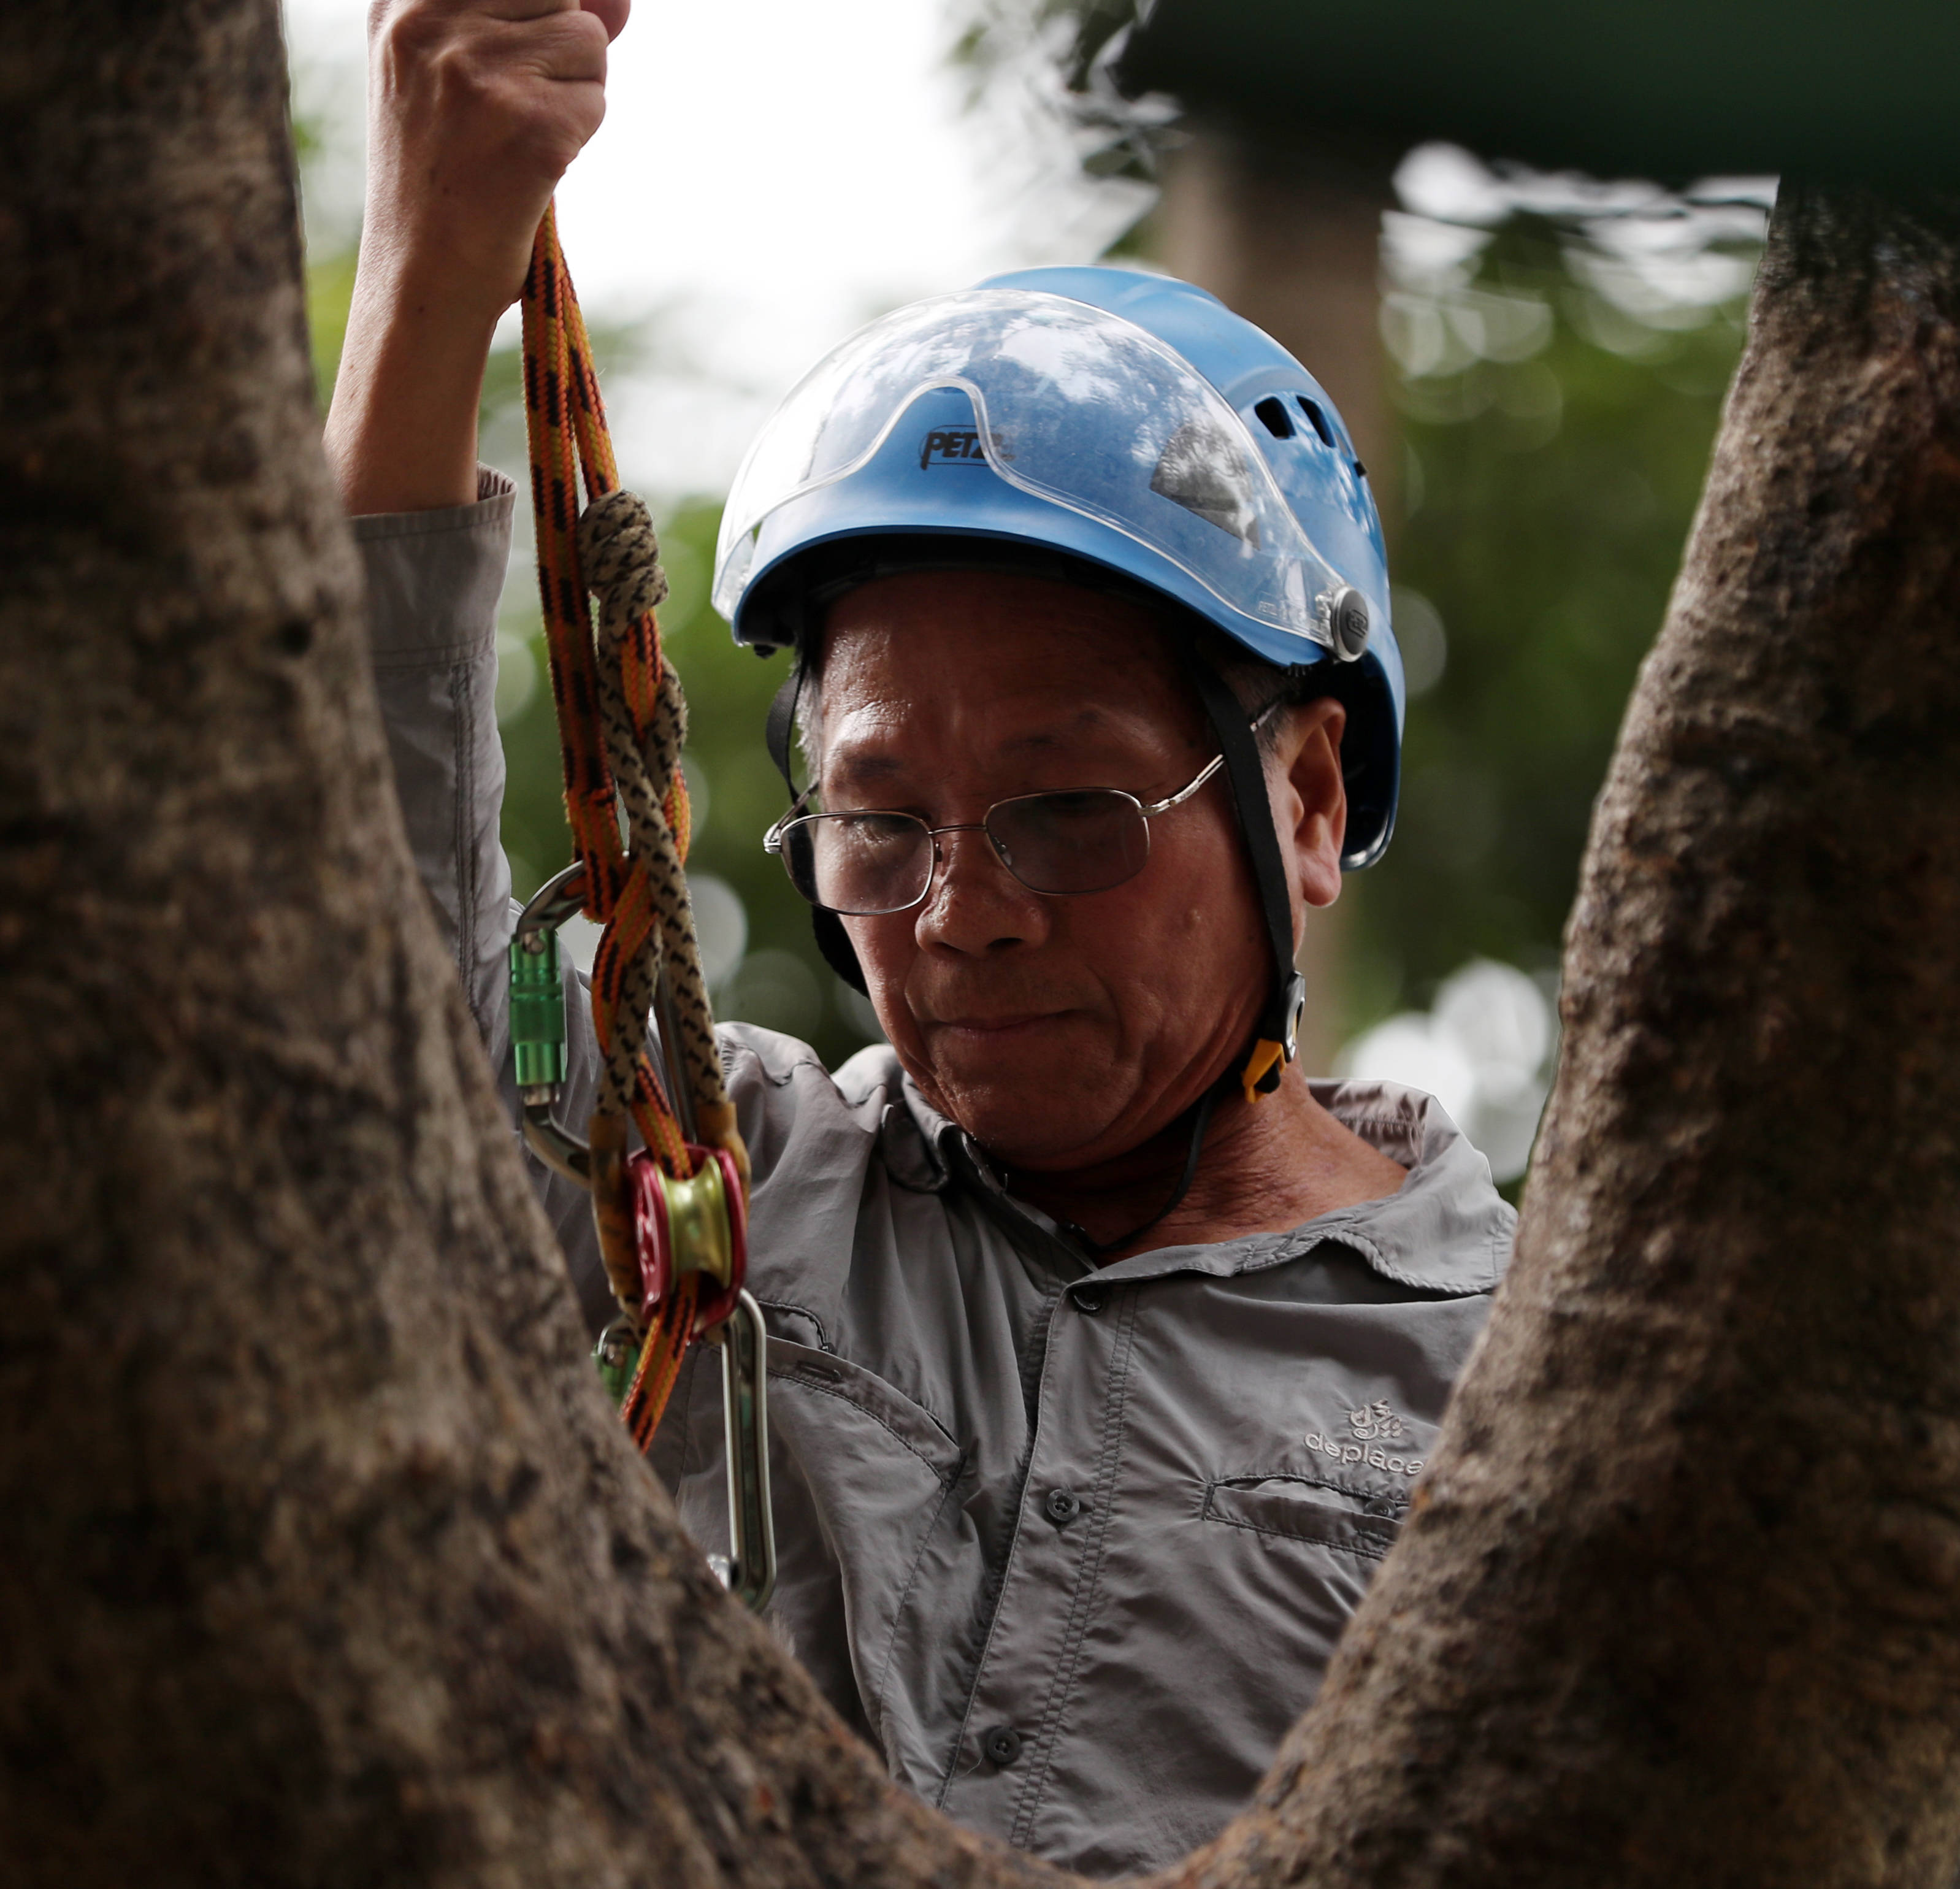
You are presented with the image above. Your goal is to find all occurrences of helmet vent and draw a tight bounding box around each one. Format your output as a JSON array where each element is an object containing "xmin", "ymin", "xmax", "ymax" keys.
[
  {"xmin": 1252, "ymin": 396, "xmax": 1295, "ymax": 440},
  {"xmin": 1295, "ymin": 396, "xmax": 1337, "ymax": 448}
]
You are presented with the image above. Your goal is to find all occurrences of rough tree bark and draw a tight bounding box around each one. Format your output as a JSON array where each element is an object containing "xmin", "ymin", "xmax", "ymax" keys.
[
  {"xmin": 1207, "ymin": 186, "xmax": 1960, "ymax": 1887},
  {"xmin": 4, "ymin": 6, "xmax": 1960, "ymax": 1888},
  {"xmin": 0, "ymin": 5, "xmax": 1022, "ymax": 1885}
]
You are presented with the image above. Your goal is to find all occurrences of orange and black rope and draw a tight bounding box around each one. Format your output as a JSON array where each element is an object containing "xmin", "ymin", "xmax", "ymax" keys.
[{"xmin": 520, "ymin": 202, "xmax": 722, "ymax": 1438}]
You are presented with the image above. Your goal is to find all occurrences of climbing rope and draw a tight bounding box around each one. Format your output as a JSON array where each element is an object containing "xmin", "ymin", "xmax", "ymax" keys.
[{"xmin": 518, "ymin": 201, "xmax": 751, "ymax": 1450}]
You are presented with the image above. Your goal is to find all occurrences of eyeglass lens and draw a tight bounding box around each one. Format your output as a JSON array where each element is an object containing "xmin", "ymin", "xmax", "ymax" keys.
[{"xmin": 783, "ymin": 789, "xmax": 1152, "ymax": 915}]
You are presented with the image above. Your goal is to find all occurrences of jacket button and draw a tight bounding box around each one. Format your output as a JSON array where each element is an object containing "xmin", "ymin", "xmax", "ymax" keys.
[
  {"xmin": 981, "ymin": 1725, "xmax": 1024, "ymax": 1767},
  {"xmin": 1043, "ymin": 1487, "xmax": 1082, "ymax": 1525},
  {"xmin": 1074, "ymin": 1286, "xmax": 1106, "ymax": 1313}
]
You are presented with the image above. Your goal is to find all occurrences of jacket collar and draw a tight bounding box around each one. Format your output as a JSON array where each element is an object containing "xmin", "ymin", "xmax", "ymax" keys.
[{"xmin": 903, "ymin": 1073, "xmax": 1515, "ymax": 1298}]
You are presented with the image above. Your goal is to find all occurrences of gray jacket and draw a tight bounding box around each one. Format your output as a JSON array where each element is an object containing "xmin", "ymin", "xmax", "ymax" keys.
[{"xmin": 357, "ymin": 473, "xmax": 1515, "ymax": 1879}]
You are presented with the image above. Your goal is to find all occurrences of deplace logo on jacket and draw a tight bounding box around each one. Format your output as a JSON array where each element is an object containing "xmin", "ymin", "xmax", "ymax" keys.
[{"xmin": 1304, "ymin": 1398, "xmax": 1426, "ymax": 1477}]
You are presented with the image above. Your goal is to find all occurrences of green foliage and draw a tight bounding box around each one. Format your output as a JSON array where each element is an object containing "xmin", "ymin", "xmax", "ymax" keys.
[
  {"xmin": 952, "ymin": 0, "xmax": 1168, "ymax": 207},
  {"xmin": 1343, "ymin": 216, "xmax": 1752, "ymax": 1030},
  {"xmin": 305, "ymin": 247, "xmax": 358, "ymax": 412},
  {"xmin": 955, "ymin": 0, "xmax": 1137, "ymax": 95}
]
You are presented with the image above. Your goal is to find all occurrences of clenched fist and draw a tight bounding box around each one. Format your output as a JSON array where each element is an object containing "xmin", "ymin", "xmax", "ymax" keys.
[
  {"xmin": 364, "ymin": 0, "xmax": 627, "ymax": 316},
  {"xmin": 325, "ymin": 0, "xmax": 629, "ymax": 514}
]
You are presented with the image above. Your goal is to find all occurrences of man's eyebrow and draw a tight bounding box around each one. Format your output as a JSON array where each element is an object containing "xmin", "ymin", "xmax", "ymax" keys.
[
  {"xmin": 824, "ymin": 751, "xmax": 908, "ymax": 783},
  {"xmin": 996, "ymin": 711, "xmax": 1155, "ymax": 759},
  {"xmin": 825, "ymin": 710, "xmax": 1141, "ymax": 783}
]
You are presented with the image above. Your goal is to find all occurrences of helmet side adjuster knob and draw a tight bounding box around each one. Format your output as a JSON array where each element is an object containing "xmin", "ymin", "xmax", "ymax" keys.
[{"xmin": 1326, "ymin": 586, "xmax": 1371, "ymax": 662}]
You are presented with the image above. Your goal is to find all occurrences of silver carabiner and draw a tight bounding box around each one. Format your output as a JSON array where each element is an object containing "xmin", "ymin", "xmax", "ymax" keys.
[
  {"xmin": 511, "ymin": 862, "xmax": 777, "ymax": 1615},
  {"xmin": 711, "ymin": 1289, "xmax": 776, "ymax": 1612}
]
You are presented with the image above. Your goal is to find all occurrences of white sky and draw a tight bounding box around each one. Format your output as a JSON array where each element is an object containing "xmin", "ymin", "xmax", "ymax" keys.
[{"xmin": 285, "ymin": 0, "xmax": 1142, "ymax": 496}]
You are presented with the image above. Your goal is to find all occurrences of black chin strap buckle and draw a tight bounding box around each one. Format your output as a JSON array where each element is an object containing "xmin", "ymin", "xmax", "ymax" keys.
[{"xmin": 1240, "ymin": 971, "xmax": 1307, "ymax": 1106}]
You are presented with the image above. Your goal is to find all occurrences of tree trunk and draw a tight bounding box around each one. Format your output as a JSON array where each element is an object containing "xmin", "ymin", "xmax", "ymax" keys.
[
  {"xmin": 1197, "ymin": 184, "xmax": 1960, "ymax": 1887},
  {"xmin": 6, "ymin": 4, "xmax": 1960, "ymax": 1885},
  {"xmin": 0, "ymin": 7, "xmax": 997, "ymax": 1885}
]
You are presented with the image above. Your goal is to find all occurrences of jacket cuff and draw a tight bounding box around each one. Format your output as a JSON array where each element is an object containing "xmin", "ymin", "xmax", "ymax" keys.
[{"xmin": 355, "ymin": 467, "xmax": 519, "ymax": 667}]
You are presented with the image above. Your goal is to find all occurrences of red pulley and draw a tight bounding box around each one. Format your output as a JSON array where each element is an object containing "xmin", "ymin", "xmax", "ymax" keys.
[{"xmin": 629, "ymin": 1144, "xmax": 748, "ymax": 1335}]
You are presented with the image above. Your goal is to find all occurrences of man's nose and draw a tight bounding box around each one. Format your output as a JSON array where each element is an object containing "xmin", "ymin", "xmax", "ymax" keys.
[{"xmin": 914, "ymin": 825, "xmax": 1048, "ymax": 956}]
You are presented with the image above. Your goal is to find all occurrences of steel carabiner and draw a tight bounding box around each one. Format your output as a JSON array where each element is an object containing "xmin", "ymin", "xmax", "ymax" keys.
[
  {"xmin": 711, "ymin": 1291, "xmax": 775, "ymax": 1611},
  {"xmin": 507, "ymin": 863, "xmax": 777, "ymax": 1614}
]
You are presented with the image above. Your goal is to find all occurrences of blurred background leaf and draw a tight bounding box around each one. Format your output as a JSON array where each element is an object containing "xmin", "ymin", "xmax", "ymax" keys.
[{"xmin": 1352, "ymin": 199, "xmax": 1756, "ymax": 1025}]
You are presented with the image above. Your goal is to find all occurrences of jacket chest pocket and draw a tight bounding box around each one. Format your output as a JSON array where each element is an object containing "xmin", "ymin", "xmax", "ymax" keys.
[
  {"xmin": 760, "ymin": 1339, "xmax": 970, "ymax": 1769},
  {"xmin": 1202, "ymin": 1473, "xmax": 1404, "ymax": 1563}
]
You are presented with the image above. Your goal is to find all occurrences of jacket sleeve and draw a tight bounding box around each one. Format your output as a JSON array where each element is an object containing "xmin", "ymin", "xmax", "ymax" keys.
[
  {"xmin": 353, "ymin": 468, "xmax": 618, "ymax": 1338},
  {"xmin": 354, "ymin": 466, "xmax": 517, "ymax": 1036}
]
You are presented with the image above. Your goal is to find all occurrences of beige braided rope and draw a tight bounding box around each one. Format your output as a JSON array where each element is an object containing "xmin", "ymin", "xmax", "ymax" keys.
[{"xmin": 579, "ymin": 491, "xmax": 734, "ymax": 1135}]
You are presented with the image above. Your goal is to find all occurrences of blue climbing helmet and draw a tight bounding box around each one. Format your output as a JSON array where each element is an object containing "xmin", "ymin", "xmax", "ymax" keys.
[{"xmin": 712, "ymin": 265, "xmax": 1404, "ymax": 1095}]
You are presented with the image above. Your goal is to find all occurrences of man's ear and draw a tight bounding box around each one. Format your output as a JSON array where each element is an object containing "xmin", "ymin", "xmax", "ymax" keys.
[{"xmin": 1272, "ymin": 697, "xmax": 1347, "ymax": 922}]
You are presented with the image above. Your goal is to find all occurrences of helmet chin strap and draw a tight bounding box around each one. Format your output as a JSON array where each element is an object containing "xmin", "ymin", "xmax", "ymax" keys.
[
  {"xmin": 1175, "ymin": 651, "xmax": 1309, "ymax": 1107},
  {"xmin": 765, "ymin": 662, "xmax": 871, "ymax": 992},
  {"xmin": 1048, "ymin": 1081, "xmax": 1221, "ymax": 1260},
  {"xmin": 1054, "ymin": 655, "xmax": 1309, "ymax": 1253}
]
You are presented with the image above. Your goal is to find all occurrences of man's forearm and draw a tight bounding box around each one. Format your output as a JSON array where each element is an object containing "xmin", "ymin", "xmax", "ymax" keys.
[{"xmin": 325, "ymin": 258, "xmax": 497, "ymax": 515}]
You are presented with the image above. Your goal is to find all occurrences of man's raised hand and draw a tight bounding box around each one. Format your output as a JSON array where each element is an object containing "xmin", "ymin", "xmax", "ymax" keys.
[
  {"xmin": 325, "ymin": 0, "xmax": 629, "ymax": 513},
  {"xmin": 363, "ymin": 0, "xmax": 627, "ymax": 319}
]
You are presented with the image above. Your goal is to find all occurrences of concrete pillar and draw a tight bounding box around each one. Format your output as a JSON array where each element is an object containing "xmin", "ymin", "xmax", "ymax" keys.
[{"xmin": 1157, "ymin": 129, "xmax": 1396, "ymax": 1073}]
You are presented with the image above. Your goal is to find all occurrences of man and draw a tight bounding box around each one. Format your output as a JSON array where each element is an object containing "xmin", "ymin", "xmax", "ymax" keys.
[{"xmin": 328, "ymin": 1, "xmax": 1515, "ymax": 1876}]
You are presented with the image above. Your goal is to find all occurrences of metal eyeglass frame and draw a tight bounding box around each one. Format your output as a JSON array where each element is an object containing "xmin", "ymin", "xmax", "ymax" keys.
[{"xmin": 761, "ymin": 719, "xmax": 1269, "ymax": 918}]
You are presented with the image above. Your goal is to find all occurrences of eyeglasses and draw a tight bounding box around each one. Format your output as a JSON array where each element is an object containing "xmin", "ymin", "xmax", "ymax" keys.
[{"xmin": 763, "ymin": 749, "xmax": 1236, "ymax": 918}]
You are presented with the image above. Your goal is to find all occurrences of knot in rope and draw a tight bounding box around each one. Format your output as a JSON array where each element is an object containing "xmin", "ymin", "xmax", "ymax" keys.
[
  {"xmin": 578, "ymin": 488, "xmax": 721, "ymax": 1145},
  {"xmin": 578, "ymin": 488, "xmax": 670, "ymax": 620}
]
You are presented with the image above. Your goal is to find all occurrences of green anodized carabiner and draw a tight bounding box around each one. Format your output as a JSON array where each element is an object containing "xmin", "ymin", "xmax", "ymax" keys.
[
  {"xmin": 510, "ymin": 924, "xmax": 567, "ymax": 1092},
  {"xmin": 509, "ymin": 863, "xmax": 594, "ymax": 1187}
]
